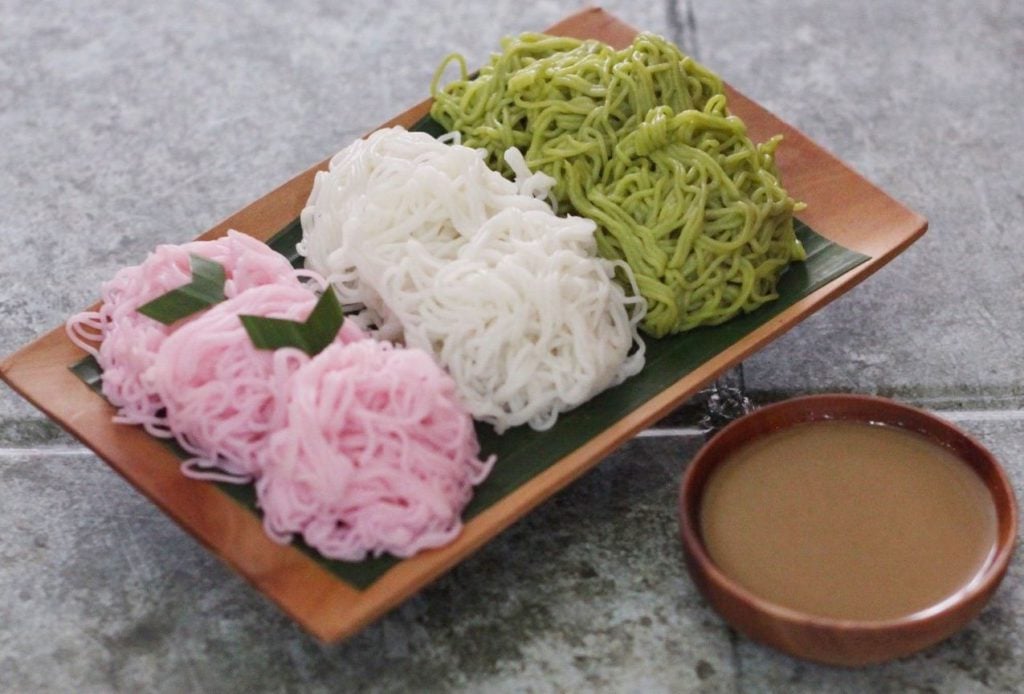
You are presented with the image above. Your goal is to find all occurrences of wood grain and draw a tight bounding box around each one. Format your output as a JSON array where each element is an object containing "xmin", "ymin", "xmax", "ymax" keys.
[{"xmin": 0, "ymin": 7, "xmax": 927, "ymax": 642}]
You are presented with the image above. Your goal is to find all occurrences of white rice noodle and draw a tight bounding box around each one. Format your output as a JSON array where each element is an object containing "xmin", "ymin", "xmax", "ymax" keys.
[{"xmin": 300, "ymin": 126, "xmax": 645, "ymax": 433}]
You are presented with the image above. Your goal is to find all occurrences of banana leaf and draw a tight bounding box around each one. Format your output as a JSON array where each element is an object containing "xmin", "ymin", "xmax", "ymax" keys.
[{"xmin": 71, "ymin": 115, "xmax": 868, "ymax": 590}]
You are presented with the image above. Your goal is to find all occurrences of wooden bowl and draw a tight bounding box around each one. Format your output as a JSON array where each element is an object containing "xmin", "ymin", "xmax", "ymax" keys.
[{"xmin": 678, "ymin": 394, "xmax": 1017, "ymax": 667}]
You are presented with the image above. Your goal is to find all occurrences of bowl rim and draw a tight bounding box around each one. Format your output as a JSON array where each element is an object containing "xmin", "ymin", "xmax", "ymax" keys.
[{"xmin": 678, "ymin": 392, "xmax": 1019, "ymax": 632}]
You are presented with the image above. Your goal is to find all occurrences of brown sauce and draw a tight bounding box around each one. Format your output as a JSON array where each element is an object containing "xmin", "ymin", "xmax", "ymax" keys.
[{"xmin": 699, "ymin": 420, "xmax": 997, "ymax": 621}]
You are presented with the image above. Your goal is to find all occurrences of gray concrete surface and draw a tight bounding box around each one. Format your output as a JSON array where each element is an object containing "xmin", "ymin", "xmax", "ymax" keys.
[{"xmin": 1, "ymin": 0, "xmax": 1022, "ymax": 691}]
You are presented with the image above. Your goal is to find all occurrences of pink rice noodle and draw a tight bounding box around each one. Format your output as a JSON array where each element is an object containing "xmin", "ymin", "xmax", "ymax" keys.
[
  {"xmin": 256, "ymin": 339, "xmax": 494, "ymax": 561},
  {"xmin": 150, "ymin": 283, "xmax": 366, "ymax": 483},
  {"xmin": 65, "ymin": 230, "xmax": 301, "ymax": 437}
]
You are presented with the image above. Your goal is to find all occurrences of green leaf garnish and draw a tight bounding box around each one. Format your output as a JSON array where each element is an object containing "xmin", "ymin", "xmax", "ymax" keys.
[
  {"xmin": 137, "ymin": 254, "xmax": 227, "ymax": 325},
  {"xmin": 239, "ymin": 287, "xmax": 345, "ymax": 357}
]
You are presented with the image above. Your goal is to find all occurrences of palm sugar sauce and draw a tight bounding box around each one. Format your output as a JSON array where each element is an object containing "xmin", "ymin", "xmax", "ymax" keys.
[{"xmin": 699, "ymin": 420, "xmax": 998, "ymax": 621}]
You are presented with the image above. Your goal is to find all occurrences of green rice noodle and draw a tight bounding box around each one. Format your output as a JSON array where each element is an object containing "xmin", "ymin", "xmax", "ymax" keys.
[{"xmin": 430, "ymin": 32, "xmax": 806, "ymax": 337}]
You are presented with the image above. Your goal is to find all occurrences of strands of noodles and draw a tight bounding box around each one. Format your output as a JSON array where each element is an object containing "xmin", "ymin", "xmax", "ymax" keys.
[
  {"xmin": 257, "ymin": 339, "xmax": 494, "ymax": 561},
  {"xmin": 430, "ymin": 32, "xmax": 806, "ymax": 337},
  {"xmin": 158, "ymin": 303, "xmax": 490, "ymax": 558},
  {"xmin": 300, "ymin": 126, "xmax": 646, "ymax": 433},
  {"xmin": 71, "ymin": 228, "xmax": 495, "ymax": 559},
  {"xmin": 65, "ymin": 230, "xmax": 301, "ymax": 436},
  {"xmin": 149, "ymin": 283, "xmax": 367, "ymax": 482}
]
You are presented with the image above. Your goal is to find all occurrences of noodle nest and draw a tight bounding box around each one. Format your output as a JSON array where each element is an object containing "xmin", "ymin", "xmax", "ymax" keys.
[
  {"xmin": 431, "ymin": 32, "xmax": 806, "ymax": 337},
  {"xmin": 300, "ymin": 127, "xmax": 645, "ymax": 433}
]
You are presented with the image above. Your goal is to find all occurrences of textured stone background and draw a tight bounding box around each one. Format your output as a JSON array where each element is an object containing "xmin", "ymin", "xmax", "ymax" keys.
[{"xmin": 1, "ymin": 0, "xmax": 1022, "ymax": 691}]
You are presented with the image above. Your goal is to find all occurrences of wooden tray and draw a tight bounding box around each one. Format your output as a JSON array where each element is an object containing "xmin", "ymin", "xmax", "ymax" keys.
[{"xmin": 0, "ymin": 8, "xmax": 926, "ymax": 642}]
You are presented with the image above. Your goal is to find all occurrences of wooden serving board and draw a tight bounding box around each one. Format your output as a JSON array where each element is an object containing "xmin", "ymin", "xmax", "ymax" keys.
[{"xmin": 0, "ymin": 8, "xmax": 926, "ymax": 642}]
